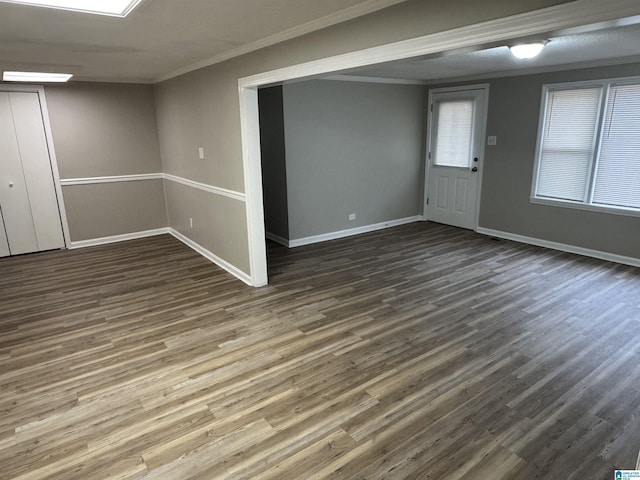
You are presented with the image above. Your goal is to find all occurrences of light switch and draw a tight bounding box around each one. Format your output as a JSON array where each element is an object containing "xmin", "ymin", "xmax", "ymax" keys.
[
  {"xmin": 198, "ymin": 147, "xmax": 205, "ymax": 159},
  {"xmin": 487, "ymin": 136, "xmax": 497, "ymax": 146}
]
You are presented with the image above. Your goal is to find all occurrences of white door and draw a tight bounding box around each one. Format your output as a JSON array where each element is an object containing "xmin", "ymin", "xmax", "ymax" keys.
[
  {"xmin": 426, "ymin": 86, "xmax": 487, "ymax": 230},
  {"xmin": 0, "ymin": 91, "xmax": 65, "ymax": 255},
  {"xmin": 0, "ymin": 207, "xmax": 9, "ymax": 257}
]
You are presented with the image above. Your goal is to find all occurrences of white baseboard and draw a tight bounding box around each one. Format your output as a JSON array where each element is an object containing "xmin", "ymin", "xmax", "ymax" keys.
[
  {"xmin": 69, "ymin": 227, "xmax": 253, "ymax": 286},
  {"xmin": 168, "ymin": 229, "xmax": 253, "ymax": 286},
  {"xmin": 266, "ymin": 232, "xmax": 290, "ymax": 247},
  {"xmin": 69, "ymin": 228, "xmax": 170, "ymax": 249},
  {"xmin": 288, "ymin": 216, "xmax": 423, "ymax": 248},
  {"xmin": 476, "ymin": 227, "xmax": 640, "ymax": 268}
]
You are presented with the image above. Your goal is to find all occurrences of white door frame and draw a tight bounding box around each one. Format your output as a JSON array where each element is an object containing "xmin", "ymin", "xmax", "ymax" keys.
[
  {"xmin": 425, "ymin": 84, "xmax": 489, "ymax": 230},
  {"xmin": 238, "ymin": 0, "xmax": 640, "ymax": 287},
  {"xmin": 0, "ymin": 84, "xmax": 71, "ymax": 248}
]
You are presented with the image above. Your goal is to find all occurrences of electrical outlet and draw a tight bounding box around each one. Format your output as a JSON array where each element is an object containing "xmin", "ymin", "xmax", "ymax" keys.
[
  {"xmin": 348, "ymin": 213, "xmax": 356, "ymax": 221},
  {"xmin": 487, "ymin": 136, "xmax": 497, "ymax": 146},
  {"xmin": 189, "ymin": 217, "xmax": 193, "ymax": 229}
]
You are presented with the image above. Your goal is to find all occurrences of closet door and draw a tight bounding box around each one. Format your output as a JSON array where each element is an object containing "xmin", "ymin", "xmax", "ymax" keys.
[
  {"xmin": 0, "ymin": 92, "xmax": 39, "ymax": 255},
  {"xmin": 0, "ymin": 207, "xmax": 9, "ymax": 257},
  {"xmin": 10, "ymin": 92, "xmax": 65, "ymax": 251},
  {"xmin": 0, "ymin": 91, "xmax": 64, "ymax": 255}
]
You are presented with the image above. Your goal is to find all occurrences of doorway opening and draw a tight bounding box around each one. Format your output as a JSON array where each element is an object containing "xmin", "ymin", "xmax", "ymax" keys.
[{"xmin": 239, "ymin": 3, "xmax": 640, "ymax": 286}]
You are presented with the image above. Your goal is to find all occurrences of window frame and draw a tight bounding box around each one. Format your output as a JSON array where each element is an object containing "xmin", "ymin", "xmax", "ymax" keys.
[{"xmin": 530, "ymin": 76, "xmax": 640, "ymax": 218}]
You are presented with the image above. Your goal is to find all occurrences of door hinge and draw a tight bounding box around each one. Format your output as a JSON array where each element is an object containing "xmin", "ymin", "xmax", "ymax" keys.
[
  {"xmin": 426, "ymin": 197, "xmax": 429, "ymax": 205},
  {"xmin": 430, "ymin": 104, "xmax": 433, "ymax": 112},
  {"xmin": 428, "ymin": 152, "xmax": 431, "ymax": 160}
]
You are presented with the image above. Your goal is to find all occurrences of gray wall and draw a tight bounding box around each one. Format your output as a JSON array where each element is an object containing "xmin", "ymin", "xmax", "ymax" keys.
[
  {"xmin": 153, "ymin": 0, "xmax": 572, "ymax": 278},
  {"xmin": 259, "ymin": 86, "xmax": 289, "ymax": 240},
  {"xmin": 63, "ymin": 180, "xmax": 166, "ymax": 241},
  {"xmin": 282, "ymin": 80, "xmax": 425, "ymax": 240},
  {"xmin": 164, "ymin": 180, "xmax": 250, "ymax": 273},
  {"xmin": 45, "ymin": 82, "xmax": 166, "ymax": 241},
  {"xmin": 477, "ymin": 63, "xmax": 640, "ymax": 259}
]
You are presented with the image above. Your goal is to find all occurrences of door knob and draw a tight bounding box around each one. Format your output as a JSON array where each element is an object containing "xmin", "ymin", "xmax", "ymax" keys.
[
  {"xmin": 471, "ymin": 167, "xmax": 478, "ymax": 172},
  {"xmin": 8, "ymin": 181, "xmax": 14, "ymax": 188}
]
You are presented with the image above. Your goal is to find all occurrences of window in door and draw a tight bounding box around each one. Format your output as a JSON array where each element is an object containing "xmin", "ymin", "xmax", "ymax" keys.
[{"xmin": 433, "ymin": 99, "xmax": 475, "ymax": 168}]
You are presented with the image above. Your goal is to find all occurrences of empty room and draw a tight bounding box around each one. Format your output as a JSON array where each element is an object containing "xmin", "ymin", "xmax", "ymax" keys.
[{"xmin": 1, "ymin": 0, "xmax": 639, "ymax": 479}]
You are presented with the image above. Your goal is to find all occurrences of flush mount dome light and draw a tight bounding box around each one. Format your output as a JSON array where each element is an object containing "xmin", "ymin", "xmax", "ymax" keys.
[
  {"xmin": 3, "ymin": 71, "xmax": 73, "ymax": 82},
  {"xmin": 0, "ymin": 0, "xmax": 144, "ymax": 17},
  {"xmin": 509, "ymin": 41, "xmax": 548, "ymax": 59}
]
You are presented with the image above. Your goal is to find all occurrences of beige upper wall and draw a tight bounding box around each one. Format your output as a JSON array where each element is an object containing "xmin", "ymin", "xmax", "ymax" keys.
[
  {"xmin": 45, "ymin": 82, "xmax": 162, "ymax": 179},
  {"xmin": 155, "ymin": 67, "xmax": 246, "ymax": 192}
]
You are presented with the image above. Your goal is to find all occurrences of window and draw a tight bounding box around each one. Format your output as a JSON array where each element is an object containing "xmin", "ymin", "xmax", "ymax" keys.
[
  {"xmin": 532, "ymin": 77, "xmax": 640, "ymax": 215},
  {"xmin": 433, "ymin": 99, "xmax": 475, "ymax": 168}
]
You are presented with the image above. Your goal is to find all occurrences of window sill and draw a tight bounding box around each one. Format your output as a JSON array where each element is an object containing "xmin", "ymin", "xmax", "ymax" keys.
[{"xmin": 530, "ymin": 197, "xmax": 640, "ymax": 218}]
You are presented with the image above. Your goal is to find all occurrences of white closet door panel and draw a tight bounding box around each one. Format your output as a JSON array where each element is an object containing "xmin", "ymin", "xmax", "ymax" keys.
[
  {"xmin": 0, "ymin": 93, "xmax": 38, "ymax": 255},
  {"xmin": 9, "ymin": 92, "xmax": 64, "ymax": 251},
  {"xmin": 0, "ymin": 208, "xmax": 9, "ymax": 257}
]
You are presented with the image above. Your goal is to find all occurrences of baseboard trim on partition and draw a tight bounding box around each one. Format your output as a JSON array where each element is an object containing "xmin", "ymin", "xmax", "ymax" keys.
[
  {"xmin": 168, "ymin": 229, "xmax": 253, "ymax": 286},
  {"xmin": 69, "ymin": 228, "xmax": 170, "ymax": 249},
  {"xmin": 288, "ymin": 216, "xmax": 423, "ymax": 248},
  {"xmin": 69, "ymin": 227, "xmax": 253, "ymax": 286},
  {"xmin": 265, "ymin": 232, "xmax": 291, "ymax": 247},
  {"xmin": 476, "ymin": 227, "xmax": 640, "ymax": 268}
]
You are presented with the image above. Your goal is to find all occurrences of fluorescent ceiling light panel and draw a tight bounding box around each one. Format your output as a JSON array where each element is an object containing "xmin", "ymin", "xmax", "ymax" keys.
[
  {"xmin": 0, "ymin": 0, "xmax": 143, "ymax": 16},
  {"xmin": 3, "ymin": 71, "xmax": 73, "ymax": 82},
  {"xmin": 509, "ymin": 42, "xmax": 547, "ymax": 59}
]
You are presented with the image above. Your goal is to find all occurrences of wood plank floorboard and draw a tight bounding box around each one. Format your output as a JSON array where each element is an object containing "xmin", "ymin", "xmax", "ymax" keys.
[{"xmin": 1, "ymin": 222, "xmax": 639, "ymax": 479}]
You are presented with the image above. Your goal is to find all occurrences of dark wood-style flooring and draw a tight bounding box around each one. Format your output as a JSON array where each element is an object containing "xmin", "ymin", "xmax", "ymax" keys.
[{"xmin": 1, "ymin": 222, "xmax": 639, "ymax": 479}]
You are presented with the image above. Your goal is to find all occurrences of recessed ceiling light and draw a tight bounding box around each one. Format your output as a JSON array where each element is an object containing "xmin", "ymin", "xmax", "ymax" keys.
[
  {"xmin": 509, "ymin": 41, "xmax": 548, "ymax": 59},
  {"xmin": 3, "ymin": 71, "xmax": 73, "ymax": 82},
  {"xmin": 0, "ymin": 0, "xmax": 144, "ymax": 17}
]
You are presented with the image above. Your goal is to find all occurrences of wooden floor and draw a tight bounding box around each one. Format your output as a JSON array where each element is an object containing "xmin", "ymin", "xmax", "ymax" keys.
[{"xmin": 1, "ymin": 222, "xmax": 639, "ymax": 479}]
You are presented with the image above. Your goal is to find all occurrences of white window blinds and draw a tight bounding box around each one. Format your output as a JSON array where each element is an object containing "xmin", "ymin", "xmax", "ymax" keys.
[
  {"xmin": 533, "ymin": 78, "xmax": 640, "ymax": 215},
  {"xmin": 536, "ymin": 87, "xmax": 602, "ymax": 202},
  {"xmin": 433, "ymin": 99, "xmax": 474, "ymax": 168},
  {"xmin": 592, "ymin": 84, "xmax": 640, "ymax": 209}
]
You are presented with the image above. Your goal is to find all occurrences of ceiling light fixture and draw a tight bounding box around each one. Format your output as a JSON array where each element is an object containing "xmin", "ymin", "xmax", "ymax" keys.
[
  {"xmin": 0, "ymin": 0, "xmax": 144, "ymax": 17},
  {"xmin": 509, "ymin": 41, "xmax": 548, "ymax": 59},
  {"xmin": 3, "ymin": 71, "xmax": 73, "ymax": 82}
]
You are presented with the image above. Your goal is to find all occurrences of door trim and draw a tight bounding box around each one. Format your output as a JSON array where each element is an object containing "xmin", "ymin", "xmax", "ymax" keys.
[
  {"xmin": 0, "ymin": 84, "xmax": 71, "ymax": 248},
  {"xmin": 424, "ymin": 84, "xmax": 489, "ymax": 230}
]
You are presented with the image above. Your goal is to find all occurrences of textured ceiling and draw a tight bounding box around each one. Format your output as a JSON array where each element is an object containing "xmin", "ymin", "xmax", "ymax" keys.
[
  {"xmin": 1, "ymin": 0, "xmax": 639, "ymax": 85},
  {"xmin": 349, "ymin": 23, "xmax": 640, "ymax": 82},
  {"xmin": 0, "ymin": 0, "xmax": 408, "ymax": 82}
]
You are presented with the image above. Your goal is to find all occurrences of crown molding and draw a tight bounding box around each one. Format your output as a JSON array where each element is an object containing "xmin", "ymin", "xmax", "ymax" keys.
[{"xmin": 155, "ymin": 0, "xmax": 408, "ymax": 83}]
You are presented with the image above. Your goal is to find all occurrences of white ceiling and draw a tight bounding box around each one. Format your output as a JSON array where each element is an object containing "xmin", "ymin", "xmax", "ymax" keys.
[
  {"xmin": 0, "ymin": 0, "xmax": 408, "ymax": 83},
  {"xmin": 347, "ymin": 21, "xmax": 640, "ymax": 83},
  {"xmin": 2, "ymin": 0, "xmax": 640, "ymax": 85}
]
